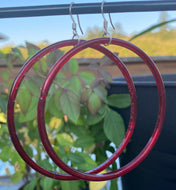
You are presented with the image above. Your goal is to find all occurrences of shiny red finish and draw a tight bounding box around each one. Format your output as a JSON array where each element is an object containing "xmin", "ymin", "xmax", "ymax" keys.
[
  {"xmin": 37, "ymin": 41, "xmax": 137, "ymax": 178},
  {"xmin": 37, "ymin": 38, "xmax": 166, "ymax": 181},
  {"xmin": 7, "ymin": 38, "xmax": 166, "ymax": 181},
  {"xmin": 7, "ymin": 39, "xmax": 137, "ymax": 180}
]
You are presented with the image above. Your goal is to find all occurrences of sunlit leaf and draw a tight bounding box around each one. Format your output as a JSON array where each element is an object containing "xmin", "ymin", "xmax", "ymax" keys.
[
  {"xmin": 11, "ymin": 172, "xmax": 23, "ymax": 183},
  {"xmin": 56, "ymin": 133, "xmax": 73, "ymax": 147},
  {"xmin": 90, "ymin": 170, "xmax": 107, "ymax": 190},
  {"xmin": 0, "ymin": 146, "xmax": 11, "ymax": 162},
  {"xmin": 130, "ymin": 18, "xmax": 176, "ymax": 41},
  {"xmin": 49, "ymin": 117, "xmax": 62, "ymax": 130}
]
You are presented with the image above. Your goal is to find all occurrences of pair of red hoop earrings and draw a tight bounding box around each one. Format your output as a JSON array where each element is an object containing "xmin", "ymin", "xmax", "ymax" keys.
[{"xmin": 7, "ymin": 38, "xmax": 166, "ymax": 181}]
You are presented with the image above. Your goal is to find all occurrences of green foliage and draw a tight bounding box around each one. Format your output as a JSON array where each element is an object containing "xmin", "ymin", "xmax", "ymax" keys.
[
  {"xmin": 60, "ymin": 89, "xmax": 80, "ymax": 123},
  {"xmin": 0, "ymin": 42, "xmax": 131, "ymax": 190},
  {"xmin": 104, "ymin": 109, "xmax": 125, "ymax": 147},
  {"xmin": 130, "ymin": 18, "xmax": 176, "ymax": 41},
  {"xmin": 108, "ymin": 94, "xmax": 131, "ymax": 108}
]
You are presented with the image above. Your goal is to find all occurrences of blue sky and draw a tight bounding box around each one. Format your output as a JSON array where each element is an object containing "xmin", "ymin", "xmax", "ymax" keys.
[{"xmin": 0, "ymin": 0, "xmax": 175, "ymax": 47}]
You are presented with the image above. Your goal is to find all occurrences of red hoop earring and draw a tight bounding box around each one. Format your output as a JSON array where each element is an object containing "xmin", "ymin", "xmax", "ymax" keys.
[
  {"xmin": 7, "ymin": 39, "xmax": 137, "ymax": 180},
  {"xmin": 37, "ymin": 37, "xmax": 166, "ymax": 181}
]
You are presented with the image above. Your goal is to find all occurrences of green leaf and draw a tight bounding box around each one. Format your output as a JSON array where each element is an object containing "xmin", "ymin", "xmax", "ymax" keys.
[
  {"xmin": 56, "ymin": 72, "xmax": 66, "ymax": 82},
  {"xmin": 17, "ymin": 85, "xmax": 32, "ymax": 115},
  {"xmin": 88, "ymin": 92, "xmax": 101, "ymax": 115},
  {"xmin": 60, "ymin": 181, "xmax": 80, "ymax": 190},
  {"xmin": 47, "ymin": 91, "xmax": 63, "ymax": 118},
  {"xmin": 110, "ymin": 179, "xmax": 118, "ymax": 190},
  {"xmin": 46, "ymin": 49, "xmax": 63, "ymax": 67},
  {"xmin": 24, "ymin": 178, "xmax": 37, "ymax": 190},
  {"xmin": 0, "ymin": 146, "xmax": 11, "ymax": 162},
  {"xmin": 94, "ymin": 86, "xmax": 107, "ymax": 102},
  {"xmin": 90, "ymin": 180, "xmax": 107, "ymax": 190},
  {"xmin": 60, "ymin": 89, "xmax": 80, "ymax": 123},
  {"xmin": 12, "ymin": 47, "xmax": 23, "ymax": 57},
  {"xmin": 0, "ymin": 95, "xmax": 7, "ymax": 113},
  {"xmin": 26, "ymin": 42, "xmax": 40, "ymax": 57},
  {"xmin": 38, "ymin": 159, "xmax": 53, "ymax": 170},
  {"xmin": 75, "ymin": 152, "xmax": 97, "ymax": 171},
  {"xmin": 10, "ymin": 151, "xmax": 25, "ymax": 166},
  {"xmin": 91, "ymin": 123, "xmax": 107, "ymax": 143},
  {"xmin": 69, "ymin": 58, "xmax": 79, "ymax": 74},
  {"xmin": 81, "ymin": 88, "xmax": 92, "ymax": 103},
  {"xmin": 24, "ymin": 79, "xmax": 40, "ymax": 96},
  {"xmin": 41, "ymin": 59, "xmax": 48, "ymax": 73},
  {"xmin": 75, "ymin": 136, "xmax": 95, "ymax": 148},
  {"xmin": 23, "ymin": 145, "xmax": 33, "ymax": 157},
  {"xmin": 11, "ymin": 172, "xmax": 23, "ymax": 183},
  {"xmin": 129, "ymin": 18, "xmax": 176, "ymax": 41},
  {"xmin": 56, "ymin": 133, "xmax": 73, "ymax": 147},
  {"xmin": 67, "ymin": 152, "xmax": 85, "ymax": 164},
  {"xmin": 68, "ymin": 76, "xmax": 81, "ymax": 96},
  {"xmin": 108, "ymin": 94, "xmax": 131, "ymax": 108},
  {"xmin": 87, "ymin": 112, "xmax": 104, "ymax": 126},
  {"xmin": 79, "ymin": 72, "xmax": 95, "ymax": 84},
  {"xmin": 40, "ymin": 177, "xmax": 54, "ymax": 190},
  {"xmin": 19, "ymin": 96, "xmax": 38, "ymax": 122},
  {"xmin": 87, "ymin": 104, "xmax": 107, "ymax": 126},
  {"xmin": 69, "ymin": 125, "xmax": 89, "ymax": 137},
  {"xmin": 104, "ymin": 109, "xmax": 125, "ymax": 147}
]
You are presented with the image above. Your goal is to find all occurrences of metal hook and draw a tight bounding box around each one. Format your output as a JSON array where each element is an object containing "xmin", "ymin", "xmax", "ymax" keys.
[
  {"xmin": 69, "ymin": 2, "xmax": 83, "ymax": 42},
  {"xmin": 101, "ymin": 1, "xmax": 115, "ymax": 45}
]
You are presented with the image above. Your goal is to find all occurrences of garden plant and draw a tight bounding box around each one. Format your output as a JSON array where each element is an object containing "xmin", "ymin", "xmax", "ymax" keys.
[{"xmin": 0, "ymin": 42, "xmax": 130, "ymax": 190}]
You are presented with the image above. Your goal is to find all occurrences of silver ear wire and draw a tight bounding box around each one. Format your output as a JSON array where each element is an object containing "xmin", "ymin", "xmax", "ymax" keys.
[
  {"xmin": 101, "ymin": 1, "xmax": 115, "ymax": 45},
  {"xmin": 101, "ymin": 1, "xmax": 109, "ymax": 37},
  {"xmin": 69, "ymin": 2, "xmax": 83, "ymax": 42}
]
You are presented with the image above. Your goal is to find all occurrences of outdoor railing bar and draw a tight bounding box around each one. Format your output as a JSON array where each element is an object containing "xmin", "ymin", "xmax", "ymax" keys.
[{"xmin": 0, "ymin": 1, "xmax": 176, "ymax": 19}]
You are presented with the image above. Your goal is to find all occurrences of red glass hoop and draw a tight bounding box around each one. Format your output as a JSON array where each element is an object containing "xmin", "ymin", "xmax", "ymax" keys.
[
  {"xmin": 7, "ymin": 39, "xmax": 137, "ymax": 180},
  {"xmin": 37, "ymin": 41, "xmax": 137, "ymax": 176},
  {"xmin": 37, "ymin": 38, "xmax": 166, "ymax": 181}
]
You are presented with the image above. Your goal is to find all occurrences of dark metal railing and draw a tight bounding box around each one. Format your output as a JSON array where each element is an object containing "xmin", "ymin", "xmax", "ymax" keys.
[{"xmin": 0, "ymin": 1, "xmax": 176, "ymax": 19}]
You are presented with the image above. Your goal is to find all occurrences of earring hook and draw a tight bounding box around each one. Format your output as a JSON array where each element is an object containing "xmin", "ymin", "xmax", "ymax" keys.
[
  {"xmin": 101, "ymin": 1, "xmax": 115, "ymax": 45},
  {"xmin": 69, "ymin": 2, "xmax": 83, "ymax": 42}
]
